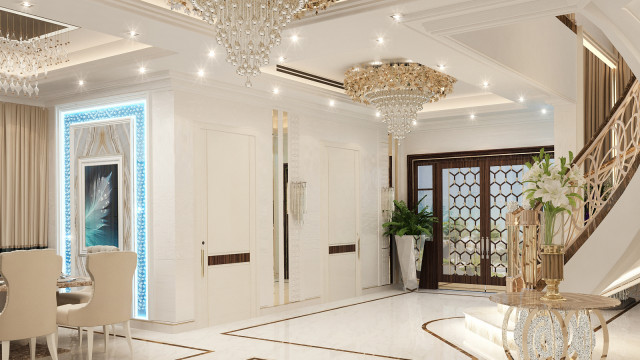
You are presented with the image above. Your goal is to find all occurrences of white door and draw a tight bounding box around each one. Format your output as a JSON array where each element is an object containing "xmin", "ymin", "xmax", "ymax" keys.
[
  {"xmin": 205, "ymin": 130, "xmax": 255, "ymax": 325},
  {"xmin": 327, "ymin": 146, "xmax": 360, "ymax": 301}
]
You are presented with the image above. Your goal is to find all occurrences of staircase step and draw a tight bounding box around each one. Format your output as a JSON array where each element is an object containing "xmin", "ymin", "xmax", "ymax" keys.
[{"xmin": 464, "ymin": 305, "xmax": 517, "ymax": 348}]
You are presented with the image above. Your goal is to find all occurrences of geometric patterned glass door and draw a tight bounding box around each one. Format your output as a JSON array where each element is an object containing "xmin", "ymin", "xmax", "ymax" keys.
[
  {"xmin": 441, "ymin": 166, "xmax": 482, "ymax": 284},
  {"xmin": 488, "ymin": 164, "xmax": 525, "ymax": 285}
]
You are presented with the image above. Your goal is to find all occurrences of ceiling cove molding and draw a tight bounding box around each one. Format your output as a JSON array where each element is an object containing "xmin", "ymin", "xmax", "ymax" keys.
[
  {"xmin": 427, "ymin": 32, "xmax": 576, "ymax": 104},
  {"xmin": 169, "ymin": 72, "xmax": 381, "ymax": 127},
  {"xmin": 104, "ymin": 0, "xmax": 214, "ymax": 37},
  {"xmin": 406, "ymin": 0, "xmax": 578, "ymax": 36},
  {"xmin": 44, "ymin": 71, "xmax": 173, "ymax": 106},
  {"xmin": 413, "ymin": 112, "xmax": 553, "ymax": 132}
]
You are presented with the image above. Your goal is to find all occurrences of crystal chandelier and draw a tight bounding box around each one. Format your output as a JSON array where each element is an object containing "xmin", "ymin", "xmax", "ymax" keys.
[
  {"xmin": 168, "ymin": 0, "xmax": 309, "ymax": 87},
  {"xmin": 344, "ymin": 63, "xmax": 456, "ymax": 140},
  {"xmin": 0, "ymin": 12, "xmax": 70, "ymax": 97}
]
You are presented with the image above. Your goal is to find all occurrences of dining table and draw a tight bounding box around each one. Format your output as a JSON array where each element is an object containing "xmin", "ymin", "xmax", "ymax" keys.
[{"xmin": 0, "ymin": 277, "xmax": 92, "ymax": 292}]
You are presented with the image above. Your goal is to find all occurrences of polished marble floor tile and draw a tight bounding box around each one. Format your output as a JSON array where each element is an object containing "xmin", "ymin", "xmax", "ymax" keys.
[{"xmin": 15, "ymin": 289, "xmax": 640, "ymax": 360}]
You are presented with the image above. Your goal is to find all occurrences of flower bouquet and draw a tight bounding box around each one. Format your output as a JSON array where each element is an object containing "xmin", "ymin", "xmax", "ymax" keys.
[{"xmin": 523, "ymin": 148, "xmax": 584, "ymax": 300}]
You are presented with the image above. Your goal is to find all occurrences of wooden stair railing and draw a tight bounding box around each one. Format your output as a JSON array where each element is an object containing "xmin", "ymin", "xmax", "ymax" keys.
[{"xmin": 535, "ymin": 77, "xmax": 640, "ymax": 290}]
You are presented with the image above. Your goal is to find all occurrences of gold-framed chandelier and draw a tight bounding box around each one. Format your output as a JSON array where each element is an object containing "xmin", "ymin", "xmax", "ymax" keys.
[
  {"xmin": 344, "ymin": 62, "xmax": 456, "ymax": 140},
  {"xmin": 168, "ymin": 0, "xmax": 335, "ymax": 87}
]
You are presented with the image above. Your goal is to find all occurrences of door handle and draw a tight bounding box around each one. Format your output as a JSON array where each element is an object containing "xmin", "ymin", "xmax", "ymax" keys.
[{"xmin": 201, "ymin": 249, "xmax": 205, "ymax": 277}]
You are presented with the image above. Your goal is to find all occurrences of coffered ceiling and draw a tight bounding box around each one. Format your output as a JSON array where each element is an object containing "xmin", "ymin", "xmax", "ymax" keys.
[{"xmin": 0, "ymin": 0, "xmax": 583, "ymax": 122}]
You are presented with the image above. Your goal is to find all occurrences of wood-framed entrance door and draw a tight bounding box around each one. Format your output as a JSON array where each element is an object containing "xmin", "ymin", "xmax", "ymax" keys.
[{"xmin": 409, "ymin": 147, "xmax": 553, "ymax": 289}]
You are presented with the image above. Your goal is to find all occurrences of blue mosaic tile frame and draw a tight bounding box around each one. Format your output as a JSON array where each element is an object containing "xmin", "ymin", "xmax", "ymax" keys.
[{"xmin": 61, "ymin": 100, "xmax": 148, "ymax": 319}]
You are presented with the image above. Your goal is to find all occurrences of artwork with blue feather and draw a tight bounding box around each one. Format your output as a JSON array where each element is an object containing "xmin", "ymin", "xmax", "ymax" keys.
[{"xmin": 84, "ymin": 164, "xmax": 119, "ymax": 247}]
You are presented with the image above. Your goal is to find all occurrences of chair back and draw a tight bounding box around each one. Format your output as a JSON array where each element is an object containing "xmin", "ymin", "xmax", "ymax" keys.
[
  {"xmin": 76, "ymin": 251, "xmax": 137, "ymax": 326},
  {"xmin": 0, "ymin": 249, "xmax": 61, "ymax": 341},
  {"xmin": 87, "ymin": 246, "xmax": 119, "ymax": 254}
]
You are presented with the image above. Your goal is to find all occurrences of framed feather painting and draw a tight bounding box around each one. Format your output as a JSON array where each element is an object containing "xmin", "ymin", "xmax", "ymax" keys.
[{"xmin": 78, "ymin": 155, "xmax": 124, "ymax": 255}]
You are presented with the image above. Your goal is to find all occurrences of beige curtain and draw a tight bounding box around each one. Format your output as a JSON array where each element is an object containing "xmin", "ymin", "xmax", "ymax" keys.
[
  {"xmin": 0, "ymin": 102, "xmax": 48, "ymax": 252},
  {"xmin": 584, "ymin": 48, "xmax": 614, "ymax": 145}
]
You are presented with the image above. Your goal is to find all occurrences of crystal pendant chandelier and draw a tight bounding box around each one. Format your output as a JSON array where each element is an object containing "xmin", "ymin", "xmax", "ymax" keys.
[
  {"xmin": 168, "ymin": 0, "xmax": 309, "ymax": 87},
  {"xmin": 0, "ymin": 11, "xmax": 70, "ymax": 97},
  {"xmin": 344, "ymin": 63, "xmax": 456, "ymax": 140}
]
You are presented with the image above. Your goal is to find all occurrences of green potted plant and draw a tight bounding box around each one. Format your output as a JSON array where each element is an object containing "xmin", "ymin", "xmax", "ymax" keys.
[{"xmin": 383, "ymin": 198, "xmax": 438, "ymax": 290}]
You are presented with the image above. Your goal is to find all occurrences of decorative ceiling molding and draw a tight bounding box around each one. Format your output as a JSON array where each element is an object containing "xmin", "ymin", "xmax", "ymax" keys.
[
  {"xmin": 404, "ymin": 0, "xmax": 578, "ymax": 36},
  {"xmin": 276, "ymin": 65, "xmax": 344, "ymax": 90}
]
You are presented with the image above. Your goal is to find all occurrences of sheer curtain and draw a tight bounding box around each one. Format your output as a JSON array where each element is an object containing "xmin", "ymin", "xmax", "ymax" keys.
[{"xmin": 0, "ymin": 102, "xmax": 48, "ymax": 252}]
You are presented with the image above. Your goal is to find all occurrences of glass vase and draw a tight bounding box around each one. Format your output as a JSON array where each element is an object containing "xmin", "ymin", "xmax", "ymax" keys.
[{"xmin": 540, "ymin": 204, "xmax": 565, "ymax": 301}]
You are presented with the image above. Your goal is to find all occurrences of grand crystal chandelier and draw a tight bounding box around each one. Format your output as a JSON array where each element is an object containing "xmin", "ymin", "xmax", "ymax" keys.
[
  {"xmin": 168, "ymin": 0, "xmax": 312, "ymax": 87},
  {"xmin": 0, "ymin": 12, "xmax": 70, "ymax": 97},
  {"xmin": 344, "ymin": 63, "xmax": 456, "ymax": 140}
]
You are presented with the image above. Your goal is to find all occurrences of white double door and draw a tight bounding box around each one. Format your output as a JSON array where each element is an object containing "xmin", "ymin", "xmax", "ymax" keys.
[{"xmin": 326, "ymin": 145, "xmax": 361, "ymax": 302}]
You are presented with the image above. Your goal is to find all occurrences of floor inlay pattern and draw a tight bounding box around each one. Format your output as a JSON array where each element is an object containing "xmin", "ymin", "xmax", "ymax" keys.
[{"xmin": 421, "ymin": 317, "xmax": 478, "ymax": 360}]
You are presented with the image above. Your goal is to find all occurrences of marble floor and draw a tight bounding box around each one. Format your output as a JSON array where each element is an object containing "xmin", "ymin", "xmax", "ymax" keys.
[{"xmin": 17, "ymin": 289, "xmax": 640, "ymax": 359}]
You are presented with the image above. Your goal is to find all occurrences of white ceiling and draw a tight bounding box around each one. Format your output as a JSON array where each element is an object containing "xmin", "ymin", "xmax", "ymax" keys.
[{"xmin": 0, "ymin": 0, "xmax": 581, "ymax": 122}]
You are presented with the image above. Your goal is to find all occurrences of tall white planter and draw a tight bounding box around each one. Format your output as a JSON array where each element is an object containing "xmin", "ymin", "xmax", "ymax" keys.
[{"xmin": 395, "ymin": 235, "xmax": 419, "ymax": 290}]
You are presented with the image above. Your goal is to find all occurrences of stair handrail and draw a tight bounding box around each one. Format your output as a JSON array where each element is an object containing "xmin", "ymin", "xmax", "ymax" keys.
[{"xmin": 563, "ymin": 78, "xmax": 640, "ymax": 259}]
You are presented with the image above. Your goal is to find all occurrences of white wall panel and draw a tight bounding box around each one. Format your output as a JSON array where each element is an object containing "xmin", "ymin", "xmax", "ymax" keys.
[
  {"xmin": 328, "ymin": 253, "xmax": 356, "ymax": 302},
  {"xmin": 206, "ymin": 131, "xmax": 252, "ymax": 255},
  {"xmin": 328, "ymin": 147, "xmax": 357, "ymax": 246},
  {"xmin": 208, "ymin": 264, "xmax": 252, "ymax": 325}
]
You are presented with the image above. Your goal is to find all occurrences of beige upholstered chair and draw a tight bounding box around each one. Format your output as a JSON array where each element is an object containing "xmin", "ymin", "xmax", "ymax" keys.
[
  {"xmin": 57, "ymin": 251, "xmax": 136, "ymax": 360},
  {"xmin": 0, "ymin": 249, "xmax": 62, "ymax": 360},
  {"xmin": 56, "ymin": 245, "xmax": 119, "ymax": 307}
]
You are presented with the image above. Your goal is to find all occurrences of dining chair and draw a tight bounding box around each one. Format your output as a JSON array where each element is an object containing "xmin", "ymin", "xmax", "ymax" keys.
[
  {"xmin": 56, "ymin": 251, "xmax": 136, "ymax": 360},
  {"xmin": 56, "ymin": 245, "xmax": 119, "ymax": 306},
  {"xmin": 0, "ymin": 249, "xmax": 62, "ymax": 360}
]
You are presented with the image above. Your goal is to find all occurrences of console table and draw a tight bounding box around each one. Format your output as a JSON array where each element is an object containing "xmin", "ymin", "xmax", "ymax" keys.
[{"xmin": 490, "ymin": 291, "xmax": 620, "ymax": 360}]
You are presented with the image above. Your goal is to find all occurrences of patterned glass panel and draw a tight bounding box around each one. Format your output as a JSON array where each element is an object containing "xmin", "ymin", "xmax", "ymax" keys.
[
  {"xmin": 442, "ymin": 167, "xmax": 481, "ymax": 276},
  {"xmin": 489, "ymin": 164, "xmax": 524, "ymax": 278}
]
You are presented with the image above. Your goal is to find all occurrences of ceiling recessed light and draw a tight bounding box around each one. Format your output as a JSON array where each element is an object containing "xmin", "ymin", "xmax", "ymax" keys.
[
  {"xmin": 437, "ymin": 64, "xmax": 446, "ymax": 71},
  {"xmin": 278, "ymin": 56, "xmax": 286, "ymax": 63},
  {"xmin": 290, "ymin": 34, "xmax": 299, "ymax": 42},
  {"xmin": 482, "ymin": 81, "xmax": 490, "ymax": 88},
  {"xmin": 470, "ymin": 114, "xmax": 476, "ymax": 120},
  {"xmin": 371, "ymin": 61, "xmax": 382, "ymax": 66},
  {"xmin": 21, "ymin": 1, "xmax": 33, "ymax": 7},
  {"xmin": 208, "ymin": 50, "xmax": 215, "ymax": 58},
  {"xmin": 411, "ymin": 119, "xmax": 417, "ymax": 126},
  {"xmin": 273, "ymin": 87, "xmax": 280, "ymax": 94},
  {"xmin": 541, "ymin": 108, "xmax": 547, "ymax": 115},
  {"xmin": 128, "ymin": 30, "xmax": 139, "ymax": 38},
  {"xmin": 138, "ymin": 66, "xmax": 146, "ymax": 74},
  {"xmin": 78, "ymin": 80, "xmax": 85, "ymax": 86},
  {"xmin": 197, "ymin": 69, "xmax": 205, "ymax": 77},
  {"xmin": 329, "ymin": 100, "xmax": 336, "ymax": 107},
  {"xmin": 518, "ymin": 96, "xmax": 525, "ymax": 103},
  {"xmin": 376, "ymin": 37, "xmax": 384, "ymax": 44},
  {"xmin": 375, "ymin": 111, "xmax": 381, "ymax": 118},
  {"xmin": 391, "ymin": 14, "xmax": 403, "ymax": 22}
]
